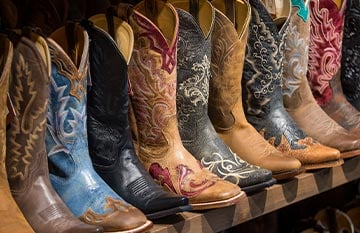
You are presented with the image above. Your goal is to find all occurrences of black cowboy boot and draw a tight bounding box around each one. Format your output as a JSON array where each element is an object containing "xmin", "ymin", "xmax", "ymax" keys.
[
  {"xmin": 242, "ymin": 0, "xmax": 342, "ymax": 170},
  {"xmin": 84, "ymin": 12, "xmax": 190, "ymax": 220},
  {"xmin": 341, "ymin": 0, "xmax": 360, "ymax": 111},
  {"xmin": 170, "ymin": 0, "xmax": 275, "ymax": 193}
]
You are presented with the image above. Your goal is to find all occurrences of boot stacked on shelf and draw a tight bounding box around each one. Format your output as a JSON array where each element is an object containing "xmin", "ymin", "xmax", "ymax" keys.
[
  {"xmin": 169, "ymin": 0, "xmax": 276, "ymax": 193},
  {"xmin": 307, "ymin": 0, "xmax": 360, "ymax": 133},
  {"xmin": 341, "ymin": 0, "xmax": 360, "ymax": 111},
  {"xmin": 123, "ymin": 0, "xmax": 245, "ymax": 209},
  {"xmin": 5, "ymin": 29, "xmax": 103, "ymax": 233},
  {"xmin": 282, "ymin": 0, "xmax": 360, "ymax": 159},
  {"xmin": 3, "ymin": 0, "xmax": 360, "ymax": 230},
  {"xmin": 209, "ymin": 0, "xmax": 303, "ymax": 180},
  {"xmin": 45, "ymin": 22, "xmax": 153, "ymax": 232},
  {"xmin": 84, "ymin": 12, "xmax": 190, "ymax": 219},
  {"xmin": 241, "ymin": 0, "xmax": 343, "ymax": 170},
  {"xmin": 0, "ymin": 33, "xmax": 35, "ymax": 233}
]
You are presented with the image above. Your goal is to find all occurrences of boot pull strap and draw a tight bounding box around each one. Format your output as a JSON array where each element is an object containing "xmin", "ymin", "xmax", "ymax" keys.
[
  {"xmin": 189, "ymin": 0, "xmax": 199, "ymax": 22},
  {"xmin": 224, "ymin": 0, "xmax": 236, "ymax": 25}
]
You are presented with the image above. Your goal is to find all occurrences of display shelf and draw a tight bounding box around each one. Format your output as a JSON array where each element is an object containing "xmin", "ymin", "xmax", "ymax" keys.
[{"xmin": 150, "ymin": 156, "xmax": 360, "ymax": 233}]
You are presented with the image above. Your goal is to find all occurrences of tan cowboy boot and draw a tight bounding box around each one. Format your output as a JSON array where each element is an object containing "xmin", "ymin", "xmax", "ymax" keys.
[
  {"xmin": 122, "ymin": 0, "xmax": 246, "ymax": 210},
  {"xmin": 209, "ymin": 0, "xmax": 303, "ymax": 179},
  {"xmin": 0, "ymin": 33, "xmax": 35, "ymax": 233},
  {"xmin": 283, "ymin": 0, "xmax": 360, "ymax": 159}
]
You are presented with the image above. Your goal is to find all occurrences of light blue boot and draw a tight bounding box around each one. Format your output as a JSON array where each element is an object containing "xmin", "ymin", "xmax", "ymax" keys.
[{"xmin": 45, "ymin": 22, "xmax": 152, "ymax": 233}]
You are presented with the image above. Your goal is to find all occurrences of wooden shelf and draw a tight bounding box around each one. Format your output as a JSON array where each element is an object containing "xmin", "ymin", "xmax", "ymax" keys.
[{"xmin": 150, "ymin": 156, "xmax": 360, "ymax": 233}]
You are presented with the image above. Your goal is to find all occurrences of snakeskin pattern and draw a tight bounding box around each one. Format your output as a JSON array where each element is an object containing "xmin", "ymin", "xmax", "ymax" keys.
[
  {"xmin": 307, "ymin": 0, "xmax": 344, "ymax": 106},
  {"xmin": 341, "ymin": 0, "xmax": 360, "ymax": 110}
]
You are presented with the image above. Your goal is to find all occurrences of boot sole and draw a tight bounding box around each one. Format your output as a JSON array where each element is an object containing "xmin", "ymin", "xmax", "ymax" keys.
[
  {"xmin": 241, "ymin": 178, "xmax": 277, "ymax": 194},
  {"xmin": 340, "ymin": 149, "xmax": 360, "ymax": 159},
  {"xmin": 145, "ymin": 205, "xmax": 192, "ymax": 220},
  {"xmin": 272, "ymin": 167, "xmax": 306, "ymax": 181},
  {"xmin": 190, "ymin": 191, "xmax": 246, "ymax": 210},
  {"xmin": 104, "ymin": 220, "xmax": 153, "ymax": 233},
  {"xmin": 303, "ymin": 159, "xmax": 344, "ymax": 171}
]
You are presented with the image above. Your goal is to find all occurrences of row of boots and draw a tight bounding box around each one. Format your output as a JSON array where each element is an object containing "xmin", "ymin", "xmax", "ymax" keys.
[{"xmin": 1, "ymin": 0, "xmax": 360, "ymax": 231}]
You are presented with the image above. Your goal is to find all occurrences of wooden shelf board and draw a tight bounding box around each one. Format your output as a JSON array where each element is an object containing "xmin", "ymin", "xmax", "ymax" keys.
[{"xmin": 150, "ymin": 156, "xmax": 360, "ymax": 233}]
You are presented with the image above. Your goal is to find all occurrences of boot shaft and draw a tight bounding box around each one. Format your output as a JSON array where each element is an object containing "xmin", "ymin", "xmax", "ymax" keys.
[
  {"xmin": 307, "ymin": 0, "xmax": 346, "ymax": 106},
  {"xmin": 6, "ymin": 31, "xmax": 50, "ymax": 193},
  {"xmin": 46, "ymin": 23, "xmax": 89, "ymax": 157},
  {"xmin": 209, "ymin": 0, "xmax": 250, "ymax": 130},
  {"xmin": 128, "ymin": 1, "xmax": 179, "ymax": 146},
  {"xmin": 341, "ymin": 0, "xmax": 360, "ymax": 110},
  {"xmin": 0, "ymin": 34, "xmax": 12, "ymax": 182},
  {"xmin": 283, "ymin": 0, "xmax": 311, "ymax": 108},
  {"xmin": 172, "ymin": 0, "xmax": 214, "ymax": 141},
  {"xmin": 242, "ymin": 0, "xmax": 291, "ymax": 118}
]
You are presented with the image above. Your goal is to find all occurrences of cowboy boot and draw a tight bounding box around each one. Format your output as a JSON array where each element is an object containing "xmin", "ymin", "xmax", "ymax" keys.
[
  {"xmin": 341, "ymin": 0, "xmax": 360, "ymax": 111},
  {"xmin": 283, "ymin": 0, "xmax": 360, "ymax": 159},
  {"xmin": 0, "ymin": 33, "xmax": 35, "ymax": 233},
  {"xmin": 242, "ymin": 0, "xmax": 343, "ymax": 170},
  {"xmin": 45, "ymin": 22, "xmax": 153, "ymax": 232},
  {"xmin": 209, "ymin": 0, "xmax": 303, "ymax": 180},
  {"xmin": 308, "ymin": 0, "xmax": 360, "ymax": 133},
  {"xmin": 84, "ymin": 13, "xmax": 191, "ymax": 219},
  {"xmin": 168, "ymin": 0, "xmax": 275, "ymax": 192},
  {"xmin": 124, "ymin": 0, "xmax": 245, "ymax": 210},
  {"xmin": 5, "ymin": 30, "xmax": 104, "ymax": 233}
]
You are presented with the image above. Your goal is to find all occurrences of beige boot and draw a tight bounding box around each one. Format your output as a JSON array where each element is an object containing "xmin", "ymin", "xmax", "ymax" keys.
[
  {"xmin": 123, "ymin": 0, "xmax": 246, "ymax": 210},
  {"xmin": 209, "ymin": 0, "xmax": 303, "ymax": 180}
]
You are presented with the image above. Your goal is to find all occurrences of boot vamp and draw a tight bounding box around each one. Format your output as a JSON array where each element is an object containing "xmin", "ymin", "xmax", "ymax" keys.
[
  {"xmin": 218, "ymin": 118, "xmax": 302, "ymax": 173},
  {"xmin": 182, "ymin": 117, "xmax": 273, "ymax": 187},
  {"xmin": 287, "ymin": 99, "xmax": 360, "ymax": 152},
  {"xmin": 93, "ymin": 145, "xmax": 189, "ymax": 214}
]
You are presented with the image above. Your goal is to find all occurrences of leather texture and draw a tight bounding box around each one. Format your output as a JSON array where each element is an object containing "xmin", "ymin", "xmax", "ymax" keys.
[
  {"xmin": 45, "ymin": 23, "xmax": 151, "ymax": 232},
  {"xmin": 209, "ymin": 0, "xmax": 302, "ymax": 179},
  {"xmin": 172, "ymin": 0, "xmax": 274, "ymax": 190},
  {"xmin": 84, "ymin": 15, "xmax": 190, "ymax": 219},
  {"xmin": 128, "ymin": 0, "xmax": 245, "ymax": 209},
  {"xmin": 283, "ymin": 0, "xmax": 360, "ymax": 158},
  {"xmin": 0, "ymin": 33, "xmax": 35, "ymax": 233},
  {"xmin": 242, "ymin": 0, "xmax": 342, "ymax": 169},
  {"xmin": 308, "ymin": 0, "xmax": 360, "ymax": 133},
  {"xmin": 341, "ymin": 0, "xmax": 360, "ymax": 111},
  {"xmin": 6, "ymin": 31, "xmax": 103, "ymax": 233}
]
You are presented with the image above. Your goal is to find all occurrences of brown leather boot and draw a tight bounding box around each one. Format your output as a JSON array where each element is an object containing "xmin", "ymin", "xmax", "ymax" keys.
[
  {"xmin": 123, "ymin": 0, "xmax": 246, "ymax": 210},
  {"xmin": 208, "ymin": 0, "xmax": 303, "ymax": 180},
  {"xmin": 0, "ymin": 33, "xmax": 35, "ymax": 233},
  {"xmin": 308, "ymin": 0, "xmax": 360, "ymax": 134},
  {"xmin": 283, "ymin": 0, "xmax": 360, "ymax": 159},
  {"xmin": 6, "ymin": 30, "xmax": 103, "ymax": 233}
]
